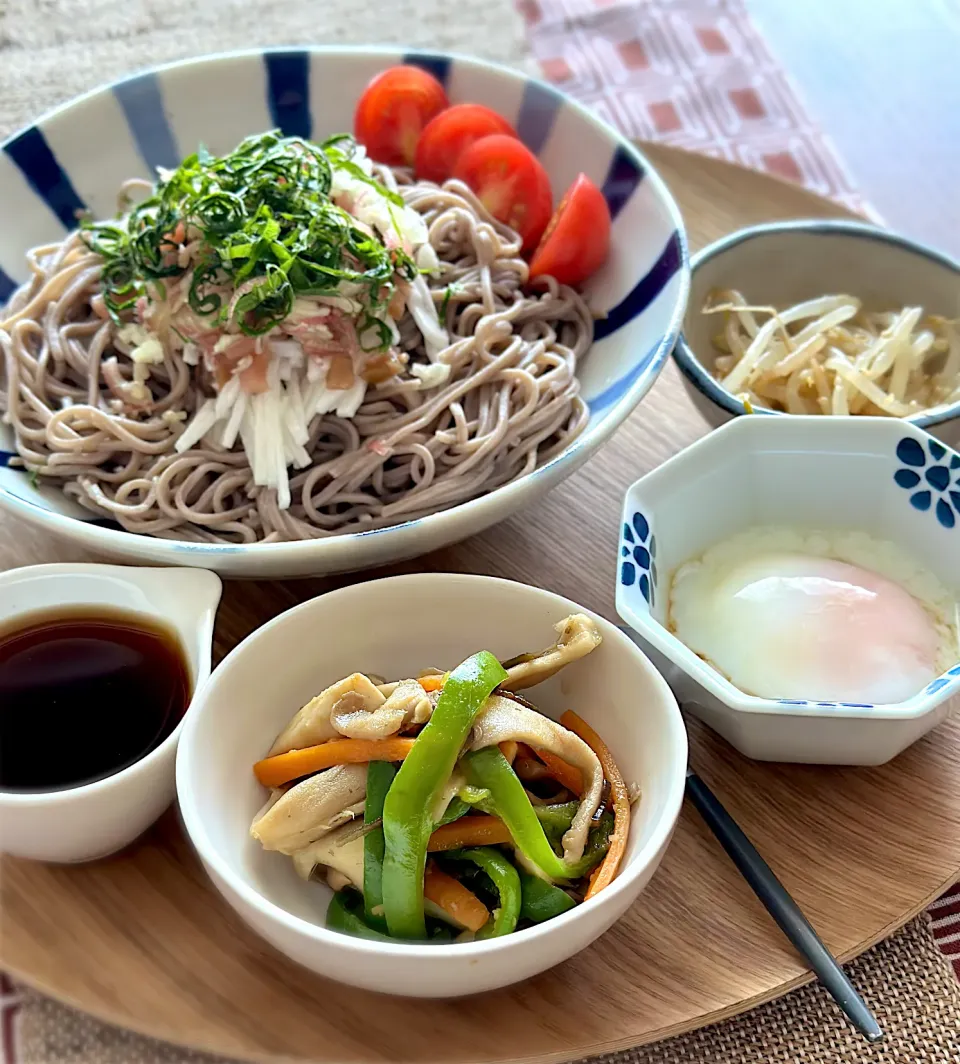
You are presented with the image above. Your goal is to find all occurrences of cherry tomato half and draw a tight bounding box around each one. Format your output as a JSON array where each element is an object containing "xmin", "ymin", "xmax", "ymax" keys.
[
  {"xmin": 354, "ymin": 65, "xmax": 449, "ymax": 167},
  {"xmin": 415, "ymin": 104, "xmax": 517, "ymax": 184},
  {"xmin": 452, "ymin": 134, "xmax": 553, "ymax": 252},
  {"xmin": 528, "ymin": 174, "xmax": 611, "ymax": 288}
]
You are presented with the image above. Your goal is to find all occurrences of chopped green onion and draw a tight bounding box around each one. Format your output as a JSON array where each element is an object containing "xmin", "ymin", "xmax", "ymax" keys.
[{"xmin": 81, "ymin": 130, "xmax": 416, "ymax": 343}]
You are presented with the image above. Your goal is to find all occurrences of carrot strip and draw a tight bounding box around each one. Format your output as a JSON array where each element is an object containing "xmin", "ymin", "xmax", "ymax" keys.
[
  {"xmin": 419, "ymin": 674, "xmax": 444, "ymax": 692},
  {"xmin": 428, "ymin": 815, "xmax": 512, "ymax": 852},
  {"xmin": 535, "ymin": 748, "xmax": 583, "ymax": 796},
  {"xmin": 499, "ymin": 740, "xmax": 519, "ymax": 765},
  {"xmin": 424, "ymin": 864, "xmax": 489, "ymax": 932},
  {"xmin": 253, "ymin": 737, "xmax": 416, "ymax": 788},
  {"xmin": 560, "ymin": 711, "xmax": 630, "ymax": 899}
]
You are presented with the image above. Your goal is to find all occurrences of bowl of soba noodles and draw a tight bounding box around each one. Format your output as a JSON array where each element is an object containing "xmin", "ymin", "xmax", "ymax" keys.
[{"xmin": 0, "ymin": 48, "xmax": 688, "ymax": 577}]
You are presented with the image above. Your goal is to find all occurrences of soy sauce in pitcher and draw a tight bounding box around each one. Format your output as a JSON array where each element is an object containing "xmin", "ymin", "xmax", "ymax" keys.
[{"xmin": 0, "ymin": 607, "xmax": 190, "ymax": 792}]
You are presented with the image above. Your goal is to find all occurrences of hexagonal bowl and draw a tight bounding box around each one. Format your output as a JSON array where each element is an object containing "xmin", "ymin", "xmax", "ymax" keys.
[{"xmin": 615, "ymin": 415, "xmax": 960, "ymax": 765}]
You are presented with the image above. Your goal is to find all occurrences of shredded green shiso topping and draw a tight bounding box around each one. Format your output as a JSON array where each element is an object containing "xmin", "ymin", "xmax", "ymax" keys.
[{"xmin": 82, "ymin": 131, "xmax": 417, "ymax": 338}]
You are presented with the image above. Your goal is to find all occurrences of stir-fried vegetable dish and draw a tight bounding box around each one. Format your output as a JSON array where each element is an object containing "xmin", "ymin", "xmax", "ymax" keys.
[{"xmin": 249, "ymin": 615, "xmax": 636, "ymax": 942}]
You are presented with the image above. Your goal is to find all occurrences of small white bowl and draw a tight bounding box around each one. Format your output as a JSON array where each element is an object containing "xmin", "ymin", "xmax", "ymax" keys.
[
  {"xmin": 0, "ymin": 564, "xmax": 221, "ymax": 862},
  {"xmin": 176, "ymin": 573, "xmax": 687, "ymax": 997},
  {"xmin": 673, "ymin": 219, "xmax": 960, "ymax": 446},
  {"xmin": 615, "ymin": 416, "xmax": 960, "ymax": 766}
]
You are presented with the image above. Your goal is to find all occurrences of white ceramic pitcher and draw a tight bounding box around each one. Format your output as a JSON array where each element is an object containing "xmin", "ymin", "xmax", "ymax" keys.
[{"xmin": 0, "ymin": 563, "xmax": 221, "ymax": 862}]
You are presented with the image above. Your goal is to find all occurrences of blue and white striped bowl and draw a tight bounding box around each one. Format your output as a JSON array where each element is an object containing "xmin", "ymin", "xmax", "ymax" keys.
[{"xmin": 0, "ymin": 48, "xmax": 689, "ymax": 578}]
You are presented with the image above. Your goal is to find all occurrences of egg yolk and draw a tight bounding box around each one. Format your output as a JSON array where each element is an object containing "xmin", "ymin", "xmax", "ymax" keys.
[{"xmin": 670, "ymin": 553, "xmax": 944, "ymax": 703}]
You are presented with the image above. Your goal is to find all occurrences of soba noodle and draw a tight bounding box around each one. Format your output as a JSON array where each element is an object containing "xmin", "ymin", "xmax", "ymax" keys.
[{"xmin": 0, "ymin": 160, "xmax": 592, "ymax": 544}]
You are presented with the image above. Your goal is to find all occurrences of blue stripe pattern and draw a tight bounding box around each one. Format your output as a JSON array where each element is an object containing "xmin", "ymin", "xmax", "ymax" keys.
[
  {"xmin": 3, "ymin": 127, "xmax": 86, "ymax": 229},
  {"xmin": 0, "ymin": 49, "xmax": 691, "ymax": 547},
  {"xmin": 601, "ymin": 146, "xmax": 645, "ymax": 220},
  {"xmin": 587, "ymin": 338, "xmax": 663, "ymax": 412},
  {"xmin": 264, "ymin": 52, "xmax": 312, "ymax": 139},
  {"xmin": 402, "ymin": 52, "xmax": 452, "ymax": 86},
  {"xmin": 515, "ymin": 80, "xmax": 563, "ymax": 154},
  {"xmin": 0, "ymin": 267, "xmax": 16, "ymax": 304},
  {"xmin": 594, "ymin": 232, "xmax": 683, "ymax": 341},
  {"xmin": 113, "ymin": 73, "xmax": 179, "ymax": 172}
]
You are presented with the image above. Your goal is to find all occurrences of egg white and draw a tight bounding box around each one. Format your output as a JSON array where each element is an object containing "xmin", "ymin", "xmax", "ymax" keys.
[{"xmin": 668, "ymin": 527, "xmax": 959, "ymax": 704}]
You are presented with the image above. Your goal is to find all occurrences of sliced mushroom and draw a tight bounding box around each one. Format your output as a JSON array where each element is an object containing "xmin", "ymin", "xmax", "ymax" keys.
[
  {"xmin": 377, "ymin": 670, "xmax": 441, "ymax": 703},
  {"xmin": 327, "ymin": 870, "xmax": 353, "ymax": 892},
  {"xmin": 250, "ymin": 764, "xmax": 367, "ymax": 854},
  {"xmin": 502, "ymin": 614, "xmax": 602, "ymax": 691},
  {"xmin": 388, "ymin": 678, "xmax": 434, "ymax": 725},
  {"xmin": 291, "ymin": 820, "xmax": 366, "ymax": 886},
  {"xmin": 468, "ymin": 696, "xmax": 603, "ymax": 865},
  {"xmin": 268, "ymin": 673, "xmax": 385, "ymax": 755},
  {"xmin": 334, "ymin": 678, "xmax": 432, "ymax": 739},
  {"xmin": 432, "ymin": 768, "xmax": 467, "ymax": 823},
  {"xmin": 252, "ymin": 785, "xmax": 287, "ymax": 822}
]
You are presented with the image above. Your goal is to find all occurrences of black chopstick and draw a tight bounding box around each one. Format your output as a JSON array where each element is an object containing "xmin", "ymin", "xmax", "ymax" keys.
[{"xmin": 684, "ymin": 768, "xmax": 883, "ymax": 1043}]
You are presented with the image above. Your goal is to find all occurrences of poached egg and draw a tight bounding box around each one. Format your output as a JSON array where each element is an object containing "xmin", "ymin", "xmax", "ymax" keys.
[{"xmin": 669, "ymin": 527, "xmax": 958, "ymax": 704}]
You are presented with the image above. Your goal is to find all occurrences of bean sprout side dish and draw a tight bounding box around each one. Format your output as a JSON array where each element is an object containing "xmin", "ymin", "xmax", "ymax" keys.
[{"xmin": 705, "ymin": 289, "xmax": 960, "ymax": 417}]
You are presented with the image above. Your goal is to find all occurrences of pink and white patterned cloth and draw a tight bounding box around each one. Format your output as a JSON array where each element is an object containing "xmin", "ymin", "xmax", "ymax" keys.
[
  {"xmin": 519, "ymin": 0, "xmax": 876, "ymax": 217},
  {"xmin": 0, "ymin": 2, "xmax": 955, "ymax": 1059},
  {"xmin": 930, "ymin": 883, "xmax": 960, "ymax": 982}
]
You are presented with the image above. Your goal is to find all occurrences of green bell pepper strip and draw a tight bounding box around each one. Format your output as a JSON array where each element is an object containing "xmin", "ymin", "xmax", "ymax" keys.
[
  {"xmin": 327, "ymin": 891, "xmax": 395, "ymax": 942},
  {"xmin": 328, "ymin": 890, "xmax": 456, "ymax": 943},
  {"xmin": 381, "ymin": 651, "xmax": 507, "ymax": 939},
  {"xmin": 448, "ymin": 847, "xmax": 522, "ymax": 938},
  {"xmin": 436, "ymin": 796, "xmax": 471, "ymax": 827},
  {"xmin": 458, "ymin": 784, "xmax": 494, "ymax": 811},
  {"xmin": 581, "ymin": 811, "xmax": 615, "ymax": 872},
  {"xmin": 518, "ymin": 869, "xmax": 577, "ymax": 923},
  {"xmin": 363, "ymin": 760, "xmax": 397, "ymax": 931},
  {"xmin": 534, "ymin": 801, "xmax": 579, "ymax": 842},
  {"xmin": 464, "ymin": 747, "xmax": 610, "ymax": 881}
]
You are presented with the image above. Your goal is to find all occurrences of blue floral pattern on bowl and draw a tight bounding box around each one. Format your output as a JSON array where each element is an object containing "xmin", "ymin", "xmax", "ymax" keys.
[
  {"xmin": 926, "ymin": 662, "xmax": 960, "ymax": 695},
  {"xmin": 620, "ymin": 510, "xmax": 658, "ymax": 607},
  {"xmin": 894, "ymin": 436, "xmax": 960, "ymax": 529}
]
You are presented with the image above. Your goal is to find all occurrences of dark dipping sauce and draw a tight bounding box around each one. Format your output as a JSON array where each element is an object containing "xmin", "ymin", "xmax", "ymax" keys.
[{"xmin": 0, "ymin": 608, "xmax": 190, "ymax": 793}]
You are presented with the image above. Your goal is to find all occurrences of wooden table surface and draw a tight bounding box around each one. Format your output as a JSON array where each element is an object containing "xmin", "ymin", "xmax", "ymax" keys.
[{"xmin": 3, "ymin": 145, "xmax": 959, "ymax": 1064}]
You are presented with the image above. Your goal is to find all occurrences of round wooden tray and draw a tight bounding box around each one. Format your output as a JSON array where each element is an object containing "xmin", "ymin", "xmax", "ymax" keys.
[{"xmin": 2, "ymin": 144, "xmax": 959, "ymax": 1064}]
